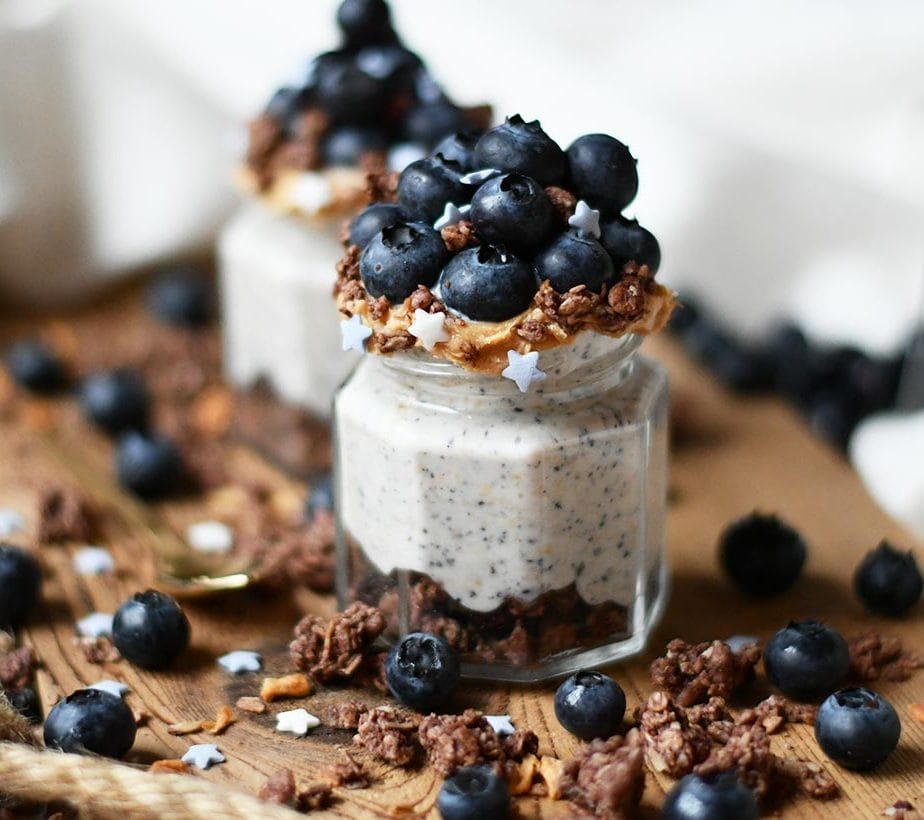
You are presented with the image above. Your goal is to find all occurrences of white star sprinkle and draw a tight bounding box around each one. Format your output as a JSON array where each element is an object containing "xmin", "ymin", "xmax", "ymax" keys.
[
  {"xmin": 726, "ymin": 635, "xmax": 760, "ymax": 655},
  {"xmin": 0, "ymin": 508, "xmax": 25, "ymax": 537},
  {"xmin": 89, "ymin": 680, "xmax": 130, "ymax": 699},
  {"xmin": 433, "ymin": 202, "xmax": 471, "ymax": 230},
  {"xmin": 408, "ymin": 309, "xmax": 450, "ymax": 351},
  {"xmin": 341, "ymin": 315, "xmax": 373, "ymax": 354},
  {"xmin": 186, "ymin": 521, "xmax": 234, "ymax": 555},
  {"xmin": 218, "ymin": 650, "xmax": 262, "ymax": 675},
  {"xmin": 290, "ymin": 172, "xmax": 331, "ymax": 214},
  {"xmin": 73, "ymin": 546, "xmax": 115, "ymax": 575},
  {"xmin": 485, "ymin": 715, "xmax": 516, "ymax": 736},
  {"xmin": 460, "ymin": 168, "xmax": 501, "ymax": 185},
  {"xmin": 568, "ymin": 200, "xmax": 601, "ymax": 239},
  {"xmin": 387, "ymin": 142, "xmax": 427, "ymax": 172},
  {"xmin": 501, "ymin": 350, "xmax": 547, "ymax": 393},
  {"xmin": 275, "ymin": 708, "xmax": 320, "ymax": 736},
  {"xmin": 182, "ymin": 743, "xmax": 225, "ymax": 770},
  {"xmin": 76, "ymin": 612, "xmax": 113, "ymax": 638}
]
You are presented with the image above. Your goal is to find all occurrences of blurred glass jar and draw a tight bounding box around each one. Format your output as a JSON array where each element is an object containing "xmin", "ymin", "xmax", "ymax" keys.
[{"xmin": 334, "ymin": 332, "xmax": 669, "ymax": 682}]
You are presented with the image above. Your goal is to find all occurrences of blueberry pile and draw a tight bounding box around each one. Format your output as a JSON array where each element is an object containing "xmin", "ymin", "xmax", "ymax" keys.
[
  {"xmin": 350, "ymin": 115, "xmax": 661, "ymax": 322},
  {"xmin": 669, "ymin": 299, "xmax": 908, "ymax": 451},
  {"xmin": 260, "ymin": 0, "xmax": 481, "ymax": 168}
]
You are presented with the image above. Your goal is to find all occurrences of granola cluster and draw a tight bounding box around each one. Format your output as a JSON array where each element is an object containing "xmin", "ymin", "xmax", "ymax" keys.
[
  {"xmin": 649, "ymin": 638, "xmax": 762, "ymax": 706},
  {"xmin": 559, "ymin": 730, "xmax": 646, "ymax": 819},
  {"xmin": 289, "ymin": 602, "xmax": 386, "ymax": 683},
  {"xmin": 848, "ymin": 632, "xmax": 924, "ymax": 683}
]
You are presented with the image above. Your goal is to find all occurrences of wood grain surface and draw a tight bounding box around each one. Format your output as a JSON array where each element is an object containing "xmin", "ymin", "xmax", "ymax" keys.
[{"xmin": 1, "ymin": 288, "xmax": 922, "ymax": 819}]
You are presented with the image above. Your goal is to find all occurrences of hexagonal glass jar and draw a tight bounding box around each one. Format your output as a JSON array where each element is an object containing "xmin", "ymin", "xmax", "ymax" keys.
[{"xmin": 333, "ymin": 332, "xmax": 669, "ymax": 682}]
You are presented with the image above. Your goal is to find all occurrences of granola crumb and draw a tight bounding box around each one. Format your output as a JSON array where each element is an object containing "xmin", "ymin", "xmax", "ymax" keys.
[
  {"xmin": 848, "ymin": 633, "xmax": 924, "ymax": 683},
  {"xmin": 73, "ymin": 635, "xmax": 121, "ymax": 664},
  {"xmin": 296, "ymin": 782, "xmax": 334, "ymax": 812},
  {"xmin": 418, "ymin": 709, "xmax": 505, "ymax": 778},
  {"xmin": 259, "ymin": 769, "xmax": 296, "ymax": 806},
  {"xmin": 325, "ymin": 700, "xmax": 369, "ymax": 730},
  {"xmin": 289, "ymin": 603, "xmax": 386, "ymax": 683},
  {"xmin": 322, "ymin": 749, "xmax": 369, "ymax": 789},
  {"xmin": 441, "ymin": 220, "xmax": 478, "ymax": 253},
  {"xmin": 639, "ymin": 691, "xmax": 712, "ymax": 778},
  {"xmin": 236, "ymin": 696, "xmax": 267, "ymax": 714},
  {"xmin": 502, "ymin": 728, "xmax": 540, "ymax": 761},
  {"xmin": 650, "ymin": 638, "xmax": 762, "ymax": 706},
  {"xmin": 260, "ymin": 673, "xmax": 312, "ymax": 703},
  {"xmin": 736, "ymin": 694, "xmax": 817, "ymax": 735},
  {"xmin": 544, "ymin": 186, "xmax": 577, "ymax": 224},
  {"xmin": 0, "ymin": 646, "xmax": 36, "ymax": 690},
  {"xmin": 353, "ymin": 706, "xmax": 421, "ymax": 767},
  {"xmin": 37, "ymin": 486, "xmax": 96, "ymax": 543},
  {"xmin": 559, "ymin": 729, "xmax": 646, "ymax": 818},
  {"xmin": 693, "ymin": 724, "xmax": 777, "ymax": 801},
  {"xmin": 883, "ymin": 800, "xmax": 920, "ymax": 819},
  {"xmin": 150, "ymin": 759, "xmax": 192, "ymax": 775}
]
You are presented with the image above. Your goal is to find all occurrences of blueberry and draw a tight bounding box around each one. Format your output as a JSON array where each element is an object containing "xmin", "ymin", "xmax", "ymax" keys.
[
  {"xmin": 766, "ymin": 323, "xmax": 814, "ymax": 402},
  {"xmin": 432, "ymin": 130, "xmax": 483, "ymax": 171},
  {"xmin": 9, "ymin": 686, "xmax": 41, "ymax": 723},
  {"xmin": 0, "ymin": 544, "xmax": 41, "ymax": 630},
  {"xmin": 437, "ymin": 764, "xmax": 509, "ymax": 820},
  {"xmin": 439, "ymin": 246, "xmax": 538, "ymax": 322},
  {"xmin": 43, "ymin": 688, "xmax": 136, "ymax": 759},
  {"xmin": 805, "ymin": 388, "xmax": 861, "ymax": 450},
  {"xmin": 566, "ymin": 133, "xmax": 639, "ymax": 216},
  {"xmin": 764, "ymin": 620, "xmax": 849, "ymax": 701},
  {"xmin": 316, "ymin": 60, "xmax": 387, "ymax": 124},
  {"xmin": 348, "ymin": 203, "xmax": 408, "ymax": 249},
  {"xmin": 667, "ymin": 297, "xmax": 701, "ymax": 336},
  {"xmin": 469, "ymin": 173, "xmax": 556, "ymax": 255},
  {"xmin": 146, "ymin": 267, "xmax": 212, "ymax": 327},
  {"xmin": 553, "ymin": 670, "xmax": 626, "ymax": 741},
  {"xmin": 661, "ymin": 772, "xmax": 758, "ymax": 820},
  {"xmin": 305, "ymin": 473, "xmax": 334, "ymax": 520},
  {"xmin": 360, "ymin": 222, "xmax": 449, "ymax": 303},
  {"xmin": 682, "ymin": 323, "xmax": 772, "ymax": 393},
  {"xmin": 599, "ymin": 216, "xmax": 661, "ymax": 274},
  {"xmin": 322, "ymin": 126, "xmax": 388, "ymax": 166},
  {"xmin": 718, "ymin": 513, "xmax": 806, "ymax": 597},
  {"xmin": 385, "ymin": 631, "xmax": 460, "ymax": 712},
  {"xmin": 397, "ymin": 156, "xmax": 473, "ymax": 223},
  {"xmin": 533, "ymin": 230, "xmax": 614, "ymax": 292},
  {"xmin": 115, "ymin": 431, "xmax": 183, "ymax": 500},
  {"xmin": 265, "ymin": 85, "xmax": 315, "ymax": 137},
  {"xmin": 404, "ymin": 101, "xmax": 469, "ymax": 148},
  {"xmin": 112, "ymin": 589, "xmax": 190, "ymax": 670},
  {"xmin": 473, "ymin": 115, "xmax": 566, "ymax": 187},
  {"xmin": 854, "ymin": 541, "xmax": 922, "ymax": 617},
  {"xmin": 79, "ymin": 369, "xmax": 150, "ymax": 435},
  {"xmin": 4, "ymin": 340, "xmax": 65, "ymax": 393},
  {"xmin": 355, "ymin": 44, "xmax": 422, "ymax": 93},
  {"xmin": 815, "ymin": 687, "xmax": 900, "ymax": 770},
  {"xmin": 336, "ymin": 0, "xmax": 395, "ymax": 48}
]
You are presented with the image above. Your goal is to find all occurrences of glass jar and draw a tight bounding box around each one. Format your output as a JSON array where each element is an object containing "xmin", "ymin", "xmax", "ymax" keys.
[
  {"xmin": 218, "ymin": 199, "xmax": 356, "ymax": 420},
  {"xmin": 333, "ymin": 331, "xmax": 669, "ymax": 682}
]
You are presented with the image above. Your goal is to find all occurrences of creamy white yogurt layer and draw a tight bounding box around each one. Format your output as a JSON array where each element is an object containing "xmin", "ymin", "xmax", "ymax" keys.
[
  {"xmin": 336, "ymin": 334, "xmax": 668, "ymax": 612},
  {"xmin": 218, "ymin": 201, "xmax": 357, "ymax": 419}
]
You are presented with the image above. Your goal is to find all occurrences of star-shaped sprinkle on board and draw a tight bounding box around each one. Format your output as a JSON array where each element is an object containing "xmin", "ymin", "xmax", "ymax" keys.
[
  {"xmin": 568, "ymin": 200, "xmax": 601, "ymax": 239},
  {"xmin": 186, "ymin": 521, "xmax": 234, "ymax": 554},
  {"xmin": 502, "ymin": 350, "xmax": 547, "ymax": 393},
  {"xmin": 408, "ymin": 309, "xmax": 450, "ymax": 351},
  {"xmin": 0, "ymin": 508, "xmax": 25, "ymax": 537},
  {"xmin": 290, "ymin": 173, "xmax": 331, "ymax": 214},
  {"xmin": 433, "ymin": 202, "xmax": 471, "ymax": 230},
  {"xmin": 218, "ymin": 650, "xmax": 262, "ymax": 675},
  {"xmin": 341, "ymin": 315, "xmax": 373, "ymax": 353},
  {"xmin": 460, "ymin": 168, "xmax": 501, "ymax": 185},
  {"xmin": 76, "ymin": 612, "xmax": 113, "ymax": 638},
  {"xmin": 181, "ymin": 743, "xmax": 226, "ymax": 770},
  {"xmin": 275, "ymin": 708, "xmax": 320, "ymax": 736},
  {"xmin": 90, "ymin": 680, "xmax": 130, "ymax": 699},
  {"xmin": 485, "ymin": 715, "xmax": 516, "ymax": 736},
  {"xmin": 73, "ymin": 546, "xmax": 115, "ymax": 575}
]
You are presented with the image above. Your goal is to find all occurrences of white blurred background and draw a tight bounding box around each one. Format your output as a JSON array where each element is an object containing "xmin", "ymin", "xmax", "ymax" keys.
[{"xmin": 1, "ymin": 0, "xmax": 922, "ymax": 353}]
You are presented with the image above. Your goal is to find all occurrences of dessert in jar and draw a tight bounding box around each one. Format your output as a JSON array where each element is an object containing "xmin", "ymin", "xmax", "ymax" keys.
[
  {"xmin": 219, "ymin": 0, "xmax": 490, "ymax": 419},
  {"xmin": 332, "ymin": 115, "xmax": 676, "ymax": 681}
]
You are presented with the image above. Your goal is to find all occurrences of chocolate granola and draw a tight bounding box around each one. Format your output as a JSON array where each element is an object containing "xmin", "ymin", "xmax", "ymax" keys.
[
  {"xmin": 289, "ymin": 602, "xmax": 386, "ymax": 683},
  {"xmin": 37, "ymin": 486, "xmax": 96, "ymax": 543},
  {"xmin": 322, "ymin": 750, "xmax": 369, "ymax": 789},
  {"xmin": 559, "ymin": 729, "xmax": 646, "ymax": 819},
  {"xmin": 848, "ymin": 632, "xmax": 924, "ymax": 683},
  {"xmin": 638, "ymin": 691, "xmax": 712, "ymax": 778},
  {"xmin": 418, "ymin": 709, "xmax": 506, "ymax": 777},
  {"xmin": 325, "ymin": 700, "xmax": 369, "ymax": 730},
  {"xmin": 650, "ymin": 638, "xmax": 762, "ymax": 706},
  {"xmin": 353, "ymin": 706, "xmax": 420, "ymax": 767}
]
